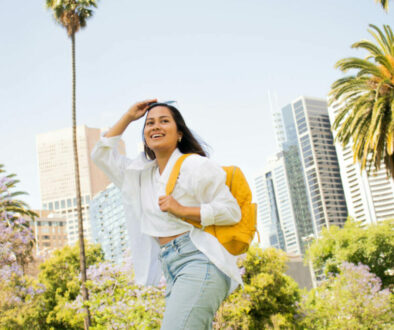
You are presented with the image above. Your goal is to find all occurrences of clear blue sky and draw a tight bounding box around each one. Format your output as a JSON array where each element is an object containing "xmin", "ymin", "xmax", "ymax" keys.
[{"xmin": 0, "ymin": 0, "xmax": 392, "ymax": 208}]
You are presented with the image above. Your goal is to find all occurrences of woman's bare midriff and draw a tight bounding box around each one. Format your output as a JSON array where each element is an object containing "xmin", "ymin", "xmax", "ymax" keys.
[{"xmin": 158, "ymin": 232, "xmax": 188, "ymax": 246}]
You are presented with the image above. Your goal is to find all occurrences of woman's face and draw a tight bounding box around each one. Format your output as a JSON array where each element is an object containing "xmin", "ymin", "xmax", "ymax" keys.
[{"xmin": 144, "ymin": 106, "xmax": 182, "ymax": 156}]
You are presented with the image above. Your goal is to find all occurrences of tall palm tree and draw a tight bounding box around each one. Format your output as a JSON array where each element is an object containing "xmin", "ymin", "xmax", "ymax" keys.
[
  {"xmin": 329, "ymin": 24, "xmax": 394, "ymax": 179},
  {"xmin": 46, "ymin": 1, "xmax": 98, "ymax": 328},
  {"xmin": 375, "ymin": 0, "xmax": 389, "ymax": 12}
]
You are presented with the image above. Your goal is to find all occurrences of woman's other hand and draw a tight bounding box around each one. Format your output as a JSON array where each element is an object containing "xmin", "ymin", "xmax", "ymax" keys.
[
  {"xmin": 158, "ymin": 195, "xmax": 183, "ymax": 216},
  {"xmin": 126, "ymin": 99, "xmax": 157, "ymax": 122},
  {"xmin": 158, "ymin": 195, "xmax": 201, "ymax": 222}
]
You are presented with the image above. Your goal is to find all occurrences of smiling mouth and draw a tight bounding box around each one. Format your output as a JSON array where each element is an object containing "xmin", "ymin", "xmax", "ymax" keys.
[{"xmin": 151, "ymin": 134, "xmax": 165, "ymax": 139}]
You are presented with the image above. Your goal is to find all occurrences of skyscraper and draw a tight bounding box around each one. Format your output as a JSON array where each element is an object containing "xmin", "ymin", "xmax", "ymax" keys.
[
  {"xmin": 290, "ymin": 96, "xmax": 347, "ymax": 232},
  {"xmin": 255, "ymin": 153, "xmax": 303, "ymax": 254},
  {"xmin": 90, "ymin": 183, "xmax": 128, "ymax": 263},
  {"xmin": 255, "ymin": 96, "xmax": 347, "ymax": 254},
  {"xmin": 328, "ymin": 106, "xmax": 394, "ymax": 225},
  {"xmin": 36, "ymin": 125, "xmax": 125, "ymax": 244}
]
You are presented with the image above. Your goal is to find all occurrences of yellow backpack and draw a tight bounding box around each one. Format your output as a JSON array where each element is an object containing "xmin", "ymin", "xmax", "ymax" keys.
[{"xmin": 166, "ymin": 154, "xmax": 258, "ymax": 255}]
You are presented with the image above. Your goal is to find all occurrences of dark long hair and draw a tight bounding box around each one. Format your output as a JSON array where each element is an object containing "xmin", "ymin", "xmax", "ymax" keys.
[{"xmin": 142, "ymin": 103, "xmax": 208, "ymax": 160}]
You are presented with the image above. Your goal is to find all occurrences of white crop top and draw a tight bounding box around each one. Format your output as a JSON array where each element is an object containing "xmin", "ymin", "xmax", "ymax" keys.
[{"xmin": 140, "ymin": 165, "xmax": 191, "ymax": 237}]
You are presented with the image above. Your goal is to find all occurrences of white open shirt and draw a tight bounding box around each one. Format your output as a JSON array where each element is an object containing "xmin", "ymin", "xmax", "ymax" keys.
[{"xmin": 91, "ymin": 134, "xmax": 243, "ymax": 294}]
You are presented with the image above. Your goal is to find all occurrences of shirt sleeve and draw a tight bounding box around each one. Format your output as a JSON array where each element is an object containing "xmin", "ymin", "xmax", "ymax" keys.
[
  {"xmin": 191, "ymin": 158, "xmax": 241, "ymax": 227},
  {"xmin": 91, "ymin": 134, "xmax": 132, "ymax": 188}
]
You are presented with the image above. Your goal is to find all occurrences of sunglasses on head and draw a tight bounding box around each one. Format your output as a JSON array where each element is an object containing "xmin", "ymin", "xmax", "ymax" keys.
[{"xmin": 147, "ymin": 100, "xmax": 178, "ymax": 111}]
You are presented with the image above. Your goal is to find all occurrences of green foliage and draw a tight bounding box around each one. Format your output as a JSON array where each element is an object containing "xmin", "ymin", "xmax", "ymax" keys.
[
  {"xmin": 0, "ymin": 166, "xmax": 43, "ymax": 329},
  {"xmin": 298, "ymin": 262, "xmax": 393, "ymax": 329},
  {"xmin": 5, "ymin": 244, "xmax": 165, "ymax": 329},
  {"xmin": 214, "ymin": 246, "xmax": 300, "ymax": 329},
  {"xmin": 329, "ymin": 24, "xmax": 394, "ymax": 178},
  {"xmin": 31, "ymin": 244, "xmax": 104, "ymax": 329},
  {"xmin": 73, "ymin": 261, "xmax": 165, "ymax": 329},
  {"xmin": 306, "ymin": 218, "xmax": 394, "ymax": 288},
  {"xmin": 0, "ymin": 269, "xmax": 46, "ymax": 329}
]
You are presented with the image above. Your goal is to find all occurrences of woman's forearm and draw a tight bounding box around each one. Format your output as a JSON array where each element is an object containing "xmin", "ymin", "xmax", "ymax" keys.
[
  {"xmin": 104, "ymin": 113, "xmax": 134, "ymax": 137},
  {"xmin": 105, "ymin": 99, "xmax": 157, "ymax": 138},
  {"xmin": 178, "ymin": 206, "xmax": 201, "ymax": 222}
]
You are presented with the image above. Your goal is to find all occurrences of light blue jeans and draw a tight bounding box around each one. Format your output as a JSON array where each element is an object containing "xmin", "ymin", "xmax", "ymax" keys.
[{"xmin": 159, "ymin": 232, "xmax": 230, "ymax": 330}]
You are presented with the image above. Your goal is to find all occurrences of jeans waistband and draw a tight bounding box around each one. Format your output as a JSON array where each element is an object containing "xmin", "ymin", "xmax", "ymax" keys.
[{"xmin": 160, "ymin": 232, "xmax": 190, "ymax": 252}]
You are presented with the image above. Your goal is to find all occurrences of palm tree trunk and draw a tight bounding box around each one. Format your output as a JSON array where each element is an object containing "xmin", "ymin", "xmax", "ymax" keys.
[{"xmin": 71, "ymin": 32, "xmax": 91, "ymax": 329}]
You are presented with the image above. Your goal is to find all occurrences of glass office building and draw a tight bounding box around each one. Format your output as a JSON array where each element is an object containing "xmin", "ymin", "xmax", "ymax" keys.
[
  {"xmin": 255, "ymin": 96, "xmax": 347, "ymax": 254},
  {"xmin": 90, "ymin": 183, "xmax": 128, "ymax": 263},
  {"xmin": 255, "ymin": 153, "xmax": 302, "ymax": 254},
  {"xmin": 291, "ymin": 97, "xmax": 347, "ymax": 232}
]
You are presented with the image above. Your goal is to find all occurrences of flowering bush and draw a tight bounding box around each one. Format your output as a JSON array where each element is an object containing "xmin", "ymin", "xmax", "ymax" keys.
[
  {"xmin": 70, "ymin": 259, "xmax": 165, "ymax": 329},
  {"xmin": 0, "ymin": 167, "xmax": 43, "ymax": 328},
  {"xmin": 25, "ymin": 245, "xmax": 164, "ymax": 329},
  {"xmin": 298, "ymin": 262, "xmax": 393, "ymax": 329}
]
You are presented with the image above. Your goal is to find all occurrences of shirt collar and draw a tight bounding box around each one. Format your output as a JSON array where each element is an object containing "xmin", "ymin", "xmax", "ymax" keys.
[
  {"xmin": 156, "ymin": 148, "xmax": 183, "ymax": 185},
  {"xmin": 125, "ymin": 152, "xmax": 156, "ymax": 171}
]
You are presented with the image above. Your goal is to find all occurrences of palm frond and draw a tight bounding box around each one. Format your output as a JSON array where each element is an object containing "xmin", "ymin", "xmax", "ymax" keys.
[
  {"xmin": 375, "ymin": 0, "xmax": 389, "ymax": 12},
  {"xmin": 335, "ymin": 57, "xmax": 384, "ymax": 78},
  {"xmin": 368, "ymin": 24, "xmax": 391, "ymax": 55},
  {"xmin": 352, "ymin": 40, "xmax": 384, "ymax": 57}
]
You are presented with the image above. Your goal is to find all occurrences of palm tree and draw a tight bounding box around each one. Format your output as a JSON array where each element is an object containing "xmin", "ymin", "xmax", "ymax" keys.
[
  {"xmin": 46, "ymin": 1, "xmax": 98, "ymax": 328},
  {"xmin": 0, "ymin": 164, "xmax": 37, "ymax": 223},
  {"xmin": 329, "ymin": 24, "xmax": 394, "ymax": 179},
  {"xmin": 375, "ymin": 0, "xmax": 389, "ymax": 12}
]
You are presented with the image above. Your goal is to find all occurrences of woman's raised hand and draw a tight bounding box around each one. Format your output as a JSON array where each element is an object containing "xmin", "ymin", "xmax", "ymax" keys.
[{"xmin": 126, "ymin": 99, "xmax": 157, "ymax": 122}]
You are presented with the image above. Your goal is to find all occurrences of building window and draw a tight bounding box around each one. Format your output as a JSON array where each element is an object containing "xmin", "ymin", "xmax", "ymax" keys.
[
  {"xmin": 48, "ymin": 202, "xmax": 53, "ymax": 210},
  {"xmin": 67, "ymin": 199, "xmax": 72, "ymax": 207},
  {"xmin": 61, "ymin": 200, "xmax": 65, "ymax": 208},
  {"xmin": 55, "ymin": 201, "xmax": 59, "ymax": 210}
]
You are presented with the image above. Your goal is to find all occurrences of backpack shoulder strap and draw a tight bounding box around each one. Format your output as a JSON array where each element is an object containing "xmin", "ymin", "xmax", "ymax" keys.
[{"xmin": 165, "ymin": 153, "xmax": 193, "ymax": 195}]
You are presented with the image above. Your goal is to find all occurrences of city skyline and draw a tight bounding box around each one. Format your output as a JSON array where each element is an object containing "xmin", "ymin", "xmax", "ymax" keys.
[
  {"xmin": 36, "ymin": 125, "xmax": 124, "ymax": 244},
  {"xmin": 1, "ymin": 1, "xmax": 393, "ymax": 208}
]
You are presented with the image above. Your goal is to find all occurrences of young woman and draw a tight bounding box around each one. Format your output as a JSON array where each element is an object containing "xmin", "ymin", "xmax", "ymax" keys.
[{"xmin": 91, "ymin": 99, "xmax": 242, "ymax": 329}]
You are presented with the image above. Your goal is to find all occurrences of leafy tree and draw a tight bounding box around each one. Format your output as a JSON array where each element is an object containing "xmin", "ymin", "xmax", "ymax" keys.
[
  {"xmin": 329, "ymin": 24, "xmax": 394, "ymax": 178},
  {"xmin": 306, "ymin": 219, "xmax": 394, "ymax": 288},
  {"xmin": 33, "ymin": 244, "xmax": 104, "ymax": 329},
  {"xmin": 214, "ymin": 246, "xmax": 300, "ymax": 329},
  {"xmin": 45, "ymin": 1, "xmax": 99, "ymax": 326},
  {"xmin": 298, "ymin": 262, "xmax": 393, "ymax": 329}
]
